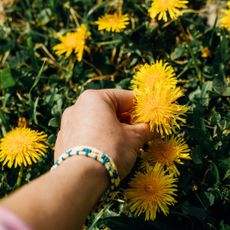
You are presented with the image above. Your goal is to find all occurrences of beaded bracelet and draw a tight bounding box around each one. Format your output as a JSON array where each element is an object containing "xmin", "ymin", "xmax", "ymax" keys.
[{"xmin": 51, "ymin": 146, "xmax": 120, "ymax": 190}]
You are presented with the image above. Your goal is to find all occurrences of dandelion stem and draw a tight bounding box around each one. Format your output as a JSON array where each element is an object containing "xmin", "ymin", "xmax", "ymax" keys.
[
  {"xmin": 195, "ymin": 192, "xmax": 207, "ymax": 210},
  {"xmin": 96, "ymin": 39, "xmax": 122, "ymax": 46},
  {"xmin": 187, "ymin": 43, "xmax": 203, "ymax": 83},
  {"xmin": 177, "ymin": 19, "xmax": 203, "ymax": 83},
  {"xmin": 16, "ymin": 166, "xmax": 24, "ymax": 188}
]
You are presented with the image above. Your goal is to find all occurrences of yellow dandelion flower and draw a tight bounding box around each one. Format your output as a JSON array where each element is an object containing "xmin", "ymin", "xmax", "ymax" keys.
[
  {"xmin": 53, "ymin": 24, "xmax": 90, "ymax": 61},
  {"xmin": 201, "ymin": 47, "xmax": 211, "ymax": 58},
  {"xmin": 192, "ymin": 185, "xmax": 198, "ymax": 192},
  {"xmin": 95, "ymin": 13, "xmax": 129, "ymax": 32},
  {"xmin": 0, "ymin": 127, "xmax": 48, "ymax": 168},
  {"xmin": 131, "ymin": 61, "xmax": 188, "ymax": 135},
  {"xmin": 148, "ymin": 0, "xmax": 188, "ymax": 22},
  {"xmin": 131, "ymin": 61, "xmax": 177, "ymax": 91},
  {"xmin": 18, "ymin": 117, "xmax": 27, "ymax": 128},
  {"xmin": 0, "ymin": 5, "xmax": 5, "ymax": 27},
  {"xmin": 219, "ymin": 2, "xmax": 230, "ymax": 31},
  {"xmin": 126, "ymin": 163, "xmax": 177, "ymax": 221},
  {"xmin": 142, "ymin": 136, "xmax": 191, "ymax": 175}
]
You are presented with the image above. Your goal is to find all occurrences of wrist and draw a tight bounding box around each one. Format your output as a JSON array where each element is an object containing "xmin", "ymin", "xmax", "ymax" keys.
[
  {"xmin": 53, "ymin": 146, "xmax": 120, "ymax": 190},
  {"xmin": 56, "ymin": 155, "xmax": 110, "ymax": 190}
]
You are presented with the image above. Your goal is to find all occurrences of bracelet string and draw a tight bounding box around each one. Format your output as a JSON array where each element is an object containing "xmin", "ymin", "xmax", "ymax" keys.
[{"xmin": 51, "ymin": 146, "xmax": 120, "ymax": 190}]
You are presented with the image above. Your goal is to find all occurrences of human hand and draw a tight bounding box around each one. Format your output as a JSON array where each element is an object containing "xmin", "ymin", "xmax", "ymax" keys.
[{"xmin": 54, "ymin": 89, "xmax": 152, "ymax": 179}]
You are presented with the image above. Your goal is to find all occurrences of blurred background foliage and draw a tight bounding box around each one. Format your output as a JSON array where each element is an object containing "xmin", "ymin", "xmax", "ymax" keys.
[{"xmin": 0, "ymin": 0, "xmax": 229, "ymax": 229}]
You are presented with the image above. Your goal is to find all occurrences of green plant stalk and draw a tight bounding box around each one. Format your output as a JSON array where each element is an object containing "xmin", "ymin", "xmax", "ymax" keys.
[
  {"xmin": 195, "ymin": 192, "xmax": 207, "ymax": 210},
  {"xmin": 96, "ymin": 39, "xmax": 122, "ymax": 46},
  {"xmin": 177, "ymin": 19, "xmax": 203, "ymax": 83},
  {"xmin": 88, "ymin": 203, "xmax": 112, "ymax": 230},
  {"xmin": 188, "ymin": 44, "xmax": 203, "ymax": 83},
  {"xmin": 16, "ymin": 166, "xmax": 24, "ymax": 188}
]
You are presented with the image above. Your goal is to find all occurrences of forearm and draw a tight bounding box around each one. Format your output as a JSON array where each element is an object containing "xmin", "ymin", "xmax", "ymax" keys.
[{"xmin": 1, "ymin": 157, "xmax": 109, "ymax": 230}]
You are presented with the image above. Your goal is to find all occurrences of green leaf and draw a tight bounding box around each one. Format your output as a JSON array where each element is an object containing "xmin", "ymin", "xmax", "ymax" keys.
[
  {"xmin": 223, "ymin": 170, "xmax": 230, "ymax": 180},
  {"xmin": 219, "ymin": 220, "xmax": 230, "ymax": 230},
  {"xmin": 204, "ymin": 191, "xmax": 215, "ymax": 206},
  {"xmin": 209, "ymin": 161, "xmax": 220, "ymax": 187},
  {"xmin": 48, "ymin": 117, "xmax": 60, "ymax": 128},
  {"xmin": 117, "ymin": 78, "xmax": 131, "ymax": 89},
  {"xmin": 0, "ymin": 67, "xmax": 16, "ymax": 89},
  {"xmin": 220, "ymin": 31, "xmax": 229, "ymax": 64},
  {"xmin": 213, "ymin": 74, "xmax": 229, "ymax": 96},
  {"xmin": 182, "ymin": 204, "xmax": 207, "ymax": 220},
  {"xmin": 47, "ymin": 134, "xmax": 56, "ymax": 145},
  {"xmin": 218, "ymin": 158, "xmax": 230, "ymax": 178},
  {"xmin": 171, "ymin": 45, "xmax": 185, "ymax": 60},
  {"xmin": 37, "ymin": 8, "xmax": 52, "ymax": 25},
  {"xmin": 192, "ymin": 146, "xmax": 203, "ymax": 164},
  {"xmin": 32, "ymin": 97, "xmax": 40, "ymax": 125}
]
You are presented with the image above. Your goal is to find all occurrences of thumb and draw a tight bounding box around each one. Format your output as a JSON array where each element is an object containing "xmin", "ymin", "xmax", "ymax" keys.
[{"xmin": 130, "ymin": 122, "xmax": 153, "ymax": 145}]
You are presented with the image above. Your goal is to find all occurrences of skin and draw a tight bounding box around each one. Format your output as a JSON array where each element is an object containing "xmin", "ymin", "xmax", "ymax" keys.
[{"xmin": 0, "ymin": 89, "xmax": 151, "ymax": 230}]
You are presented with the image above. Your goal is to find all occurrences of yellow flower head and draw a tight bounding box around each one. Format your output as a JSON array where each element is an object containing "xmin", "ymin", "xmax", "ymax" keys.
[
  {"xmin": 0, "ymin": 127, "xmax": 48, "ymax": 168},
  {"xmin": 18, "ymin": 117, "xmax": 27, "ymax": 128},
  {"xmin": 131, "ymin": 61, "xmax": 177, "ymax": 91},
  {"xmin": 192, "ymin": 185, "xmax": 198, "ymax": 192},
  {"xmin": 142, "ymin": 136, "xmax": 191, "ymax": 175},
  {"xmin": 219, "ymin": 2, "xmax": 230, "ymax": 30},
  {"xmin": 95, "ymin": 13, "xmax": 129, "ymax": 32},
  {"xmin": 149, "ymin": 0, "xmax": 188, "ymax": 22},
  {"xmin": 126, "ymin": 163, "xmax": 177, "ymax": 221},
  {"xmin": 201, "ymin": 47, "xmax": 211, "ymax": 58},
  {"xmin": 53, "ymin": 24, "xmax": 90, "ymax": 61},
  {"xmin": 131, "ymin": 61, "xmax": 188, "ymax": 135}
]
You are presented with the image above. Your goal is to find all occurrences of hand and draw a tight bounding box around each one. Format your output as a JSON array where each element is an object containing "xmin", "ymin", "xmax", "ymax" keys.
[{"xmin": 54, "ymin": 89, "xmax": 152, "ymax": 179}]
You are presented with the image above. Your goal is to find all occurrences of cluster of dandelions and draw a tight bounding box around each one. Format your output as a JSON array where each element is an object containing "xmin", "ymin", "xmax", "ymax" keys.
[
  {"xmin": 52, "ymin": 13, "xmax": 129, "ymax": 62},
  {"xmin": 52, "ymin": 0, "xmax": 230, "ymax": 63},
  {"xmin": 53, "ymin": 0, "xmax": 190, "ymax": 61},
  {"xmin": 124, "ymin": 60, "xmax": 191, "ymax": 221}
]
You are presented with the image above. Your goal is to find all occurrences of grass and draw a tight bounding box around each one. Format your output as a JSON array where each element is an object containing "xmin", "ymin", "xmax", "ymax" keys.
[{"xmin": 0, "ymin": 0, "xmax": 229, "ymax": 229}]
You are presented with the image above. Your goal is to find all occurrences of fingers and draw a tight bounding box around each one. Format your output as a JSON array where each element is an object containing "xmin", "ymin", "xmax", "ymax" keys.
[
  {"xmin": 102, "ymin": 89, "xmax": 134, "ymax": 113},
  {"xmin": 76, "ymin": 89, "xmax": 134, "ymax": 113},
  {"xmin": 129, "ymin": 123, "xmax": 153, "ymax": 145}
]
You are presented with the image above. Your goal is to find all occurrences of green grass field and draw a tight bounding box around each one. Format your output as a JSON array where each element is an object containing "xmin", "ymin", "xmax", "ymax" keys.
[{"xmin": 0, "ymin": 0, "xmax": 229, "ymax": 229}]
